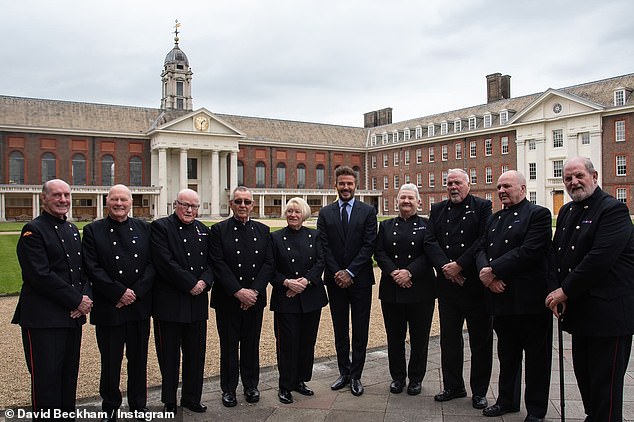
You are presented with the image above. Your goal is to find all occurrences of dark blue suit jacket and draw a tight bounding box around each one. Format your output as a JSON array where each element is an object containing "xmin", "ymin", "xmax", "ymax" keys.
[{"xmin": 317, "ymin": 199, "xmax": 377, "ymax": 287}]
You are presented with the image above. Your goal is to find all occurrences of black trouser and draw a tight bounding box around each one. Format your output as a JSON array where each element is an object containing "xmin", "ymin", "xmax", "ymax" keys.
[
  {"xmin": 438, "ymin": 296, "xmax": 493, "ymax": 396},
  {"xmin": 215, "ymin": 307, "xmax": 264, "ymax": 394},
  {"xmin": 153, "ymin": 319, "xmax": 207, "ymax": 405},
  {"xmin": 326, "ymin": 283, "xmax": 372, "ymax": 380},
  {"xmin": 21, "ymin": 327, "xmax": 82, "ymax": 418},
  {"xmin": 493, "ymin": 312, "xmax": 552, "ymax": 418},
  {"xmin": 572, "ymin": 334, "xmax": 632, "ymax": 422},
  {"xmin": 381, "ymin": 299, "xmax": 435, "ymax": 383},
  {"xmin": 96, "ymin": 319, "xmax": 150, "ymax": 413},
  {"xmin": 273, "ymin": 310, "xmax": 322, "ymax": 390}
]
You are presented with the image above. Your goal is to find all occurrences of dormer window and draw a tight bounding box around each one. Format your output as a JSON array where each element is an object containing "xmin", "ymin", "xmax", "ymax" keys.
[
  {"xmin": 454, "ymin": 119, "xmax": 462, "ymax": 133},
  {"xmin": 499, "ymin": 110, "xmax": 509, "ymax": 125},
  {"xmin": 415, "ymin": 126, "xmax": 422, "ymax": 139},
  {"xmin": 382, "ymin": 133, "xmax": 389, "ymax": 145},
  {"xmin": 468, "ymin": 116, "xmax": 477, "ymax": 130},
  {"xmin": 404, "ymin": 128, "xmax": 410, "ymax": 141},
  {"xmin": 440, "ymin": 121, "xmax": 448, "ymax": 135},
  {"xmin": 427, "ymin": 124, "xmax": 435, "ymax": 137},
  {"xmin": 483, "ymin": 113, "xmax": 492, "ymax": 128},
  {"xmin": 614, "ymin": 89, "xmax": 626, "ymax": 106},
  {"xmin": 393, "ymin": 130, "xmax": 399, "ymax": 143},
  {"xmin": 370, "ymin": 135, "xmax": 377, "ymax": 146}
]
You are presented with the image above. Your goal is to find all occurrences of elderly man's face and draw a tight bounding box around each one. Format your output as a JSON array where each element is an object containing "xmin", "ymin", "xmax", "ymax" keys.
[
  {"xmin": 230, "ymin": 190, "xmax": 254, "ymax": 222},
  {"xmin": 563, "ymin": 160, "xmax": 598, "ymax": 202},
  {"xmin": 497, "ymin": 172, "xmax": 526, "ymax": 207},
  {"xmin": 446, "ymin": 173, "xmax": 470, "ymax": 204},
  {"xmin": 174, "ymin": 190, "xmax": 200, "ymax": 224}
]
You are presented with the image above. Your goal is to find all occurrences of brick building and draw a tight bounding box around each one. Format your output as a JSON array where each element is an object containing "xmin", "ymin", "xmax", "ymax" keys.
[{"xmin": 0, "ymin": 36, "xmax": 632, "ymax": 221}]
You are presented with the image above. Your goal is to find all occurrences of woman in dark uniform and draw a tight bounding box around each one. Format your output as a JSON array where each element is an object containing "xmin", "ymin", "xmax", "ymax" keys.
[
  {"xmin": 270, "ymin": 197, "xmax": 328, "ymax": 404},
  {"xmin": 374, "ymin": 183, "xmax": 437, "ymax": 396}
]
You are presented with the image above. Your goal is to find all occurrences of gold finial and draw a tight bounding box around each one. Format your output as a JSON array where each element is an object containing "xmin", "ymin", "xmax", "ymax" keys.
[{"xmin": 173, "ymin": 19, "xmax": 181, "ymax": 45}]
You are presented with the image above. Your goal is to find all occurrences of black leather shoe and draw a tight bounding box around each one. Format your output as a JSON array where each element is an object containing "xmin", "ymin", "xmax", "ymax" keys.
[
  {"xmin": 221, "ymin": 392, "xmax": 237, "ymax": 408},
  {"xmin": 163, "ymin": 403, "xmax": 177, "ymax": 414},
  {"xmin": 389, "ymin": 379, "xmax": 405, "ymax": 394},
  {"xmin": 278, "ymin": 389, "xmax": 294, "ymax": 404},
  {"xmin": 434, "ymin": 388, "xmax": 467, "ymax": 401},
  {"xmin": 472, "ymin": 395, "xmax": 488, "ymax": 409},
  {"xmin": 350, "ymin": 378, "xmax": 364, "ymax": 396},
  {"xmin": 180, "ymin": 401, "xmax": 207, "ymax": 413},
  {"xmin": 331, "ymin": 375, "xmax": 350, "ymax": 390},
  {"xmin": 295, "ymin": 381, "xmax": 314, "ymax": 396},
  {"xmin": 407, "ymin": 380, "xmax": 422, "ymax": 395},
  {"xmin": 132, "ymin": 407, "xmax": 151, "ymax": 421},
  {"xmin": 483, "ymin": 403, "xmax": 520, "ymax": 417},
  {"xmin": 524, "ymin": 415, "xmax": 544, "ymax": 422},
  {"xmin": 244, "ymin": 387, "xmax": 260, "ymax": 403}
]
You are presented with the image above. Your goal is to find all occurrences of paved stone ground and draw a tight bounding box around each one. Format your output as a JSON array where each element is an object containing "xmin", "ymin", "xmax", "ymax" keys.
[{"xmin": 67, "ymin": 324, "xmax": 634, "ymax": 422}]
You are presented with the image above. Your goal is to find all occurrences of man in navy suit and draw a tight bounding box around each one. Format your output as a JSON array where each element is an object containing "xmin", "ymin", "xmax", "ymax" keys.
[
  {"xmin": 317, "ymin": 165, "xmax": 377, "ymax": 396},
  {"xmin": 547, "ymin": 157, "xmax": 634, "ymax": 422}
]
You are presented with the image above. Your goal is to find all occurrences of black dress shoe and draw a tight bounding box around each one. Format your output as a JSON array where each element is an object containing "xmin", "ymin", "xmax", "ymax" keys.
[
  {"xmin": 434, "ymin": 388, "xmax": 467, "ymax": 401},
  {"xmin": 389, "ymin": 379, "xmax": 405, "ymax": 394},
  {"xmin": 483, "ymin": 403, "xmax": 520, "ymax": 417},
  {"xmin": 221, "ymin": 392, "xmax": 237, "ymax": 408},
  {"xmin": 407, "ymin": 380, "xmax": 422, "ymax": 395},
  {"xmin": 278, "ymin": 389, "xmax": 294, "ymax": 404},
  {"xmin": 472, "ymin": 395, "xmax": 488, "ymax": 409},
  {"xmin": 180, "ymin": 401, "xmax": 207, "ymax": 413},
  {"xmin": 331, "ymin": 375, "xmax": 350, "ymax": 390},
  {"xmin": 295, "ymin": 381, "xmax": 314, "ymax": 396},
  {"xmin": 163, "ymin": 403, "xmax": 177, "ymax": 414},
  {"xmin": 244, "ymin": 387, "xmax": 260, "ymax": 403},
  {"xmin": 524, "ymin": 415, "xmax": 544, "ymax": 422},
  {"xmin": 350, "ymin": 378, "xmax": 364, "ymax": 396}
]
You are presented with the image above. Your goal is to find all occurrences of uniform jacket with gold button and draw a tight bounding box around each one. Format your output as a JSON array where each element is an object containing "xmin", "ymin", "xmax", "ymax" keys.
[
  {"xmin": 374, "ymin": 215, "xmax": 436, "ymax": 303},
  {"xmin": 151, "ymin": 214, "xmax": 212, "ymax": 323},
  {"xmin": 209, "ymin": 218, "xmax": 274, "ymax": 312},
  {"xmin": 13, "ymin": 211, "xmax": 90, "ymax": 328},
  {"xmin": 550, "ymin": 187, "xmax": 634, "ymax": 336},
  {"xmin": 270, "ymin": 226, "xmax": 327, "ymax": 313},
  {"xmin": 476, "ymin": 199, "xmax": 552, "ymax": 316},
  {"xmin": 83, "ymin": 216, "xmax": 154, "ymax": 326}
]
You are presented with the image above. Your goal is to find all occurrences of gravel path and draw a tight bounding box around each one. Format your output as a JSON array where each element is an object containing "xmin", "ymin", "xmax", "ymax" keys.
[{"xmin": 0, "ymin": 268, "xmax": 440, "ymax": 408}]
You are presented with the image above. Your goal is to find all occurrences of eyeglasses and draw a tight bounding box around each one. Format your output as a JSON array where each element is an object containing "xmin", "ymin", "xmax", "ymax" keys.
[
  {"xmin": 232, "ymin": 199, "xmax": 253, "ymax": 206},
  {"xmin": 175, "ymin": 200, "xmax": 200, "ymax": 210}
]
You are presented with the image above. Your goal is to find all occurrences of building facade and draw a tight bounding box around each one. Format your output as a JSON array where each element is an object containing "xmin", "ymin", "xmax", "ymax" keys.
[{"xmin": 0, "ymin": 37, "xmax": 632, "ymax": 221}]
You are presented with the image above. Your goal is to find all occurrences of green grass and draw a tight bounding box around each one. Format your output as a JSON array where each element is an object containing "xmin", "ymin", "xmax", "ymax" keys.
[{"xmin": 0, "ymin": 235, "xmax": 21, "ymax": 295}]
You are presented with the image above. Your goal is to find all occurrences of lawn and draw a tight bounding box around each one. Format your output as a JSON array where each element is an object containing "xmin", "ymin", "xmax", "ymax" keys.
[{"xmin": 0, "ymin": 235, "xmax": 21, "ymax": 295}]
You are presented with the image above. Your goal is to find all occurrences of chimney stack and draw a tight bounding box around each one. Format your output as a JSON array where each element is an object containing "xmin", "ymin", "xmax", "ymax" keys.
[
  {"xmin": 364, "ymin": 107, "xmax": 393, "ymax": 128},
  {"xmin": 486, "ymin": 73, "xmax": 511, "ymax": 103}
]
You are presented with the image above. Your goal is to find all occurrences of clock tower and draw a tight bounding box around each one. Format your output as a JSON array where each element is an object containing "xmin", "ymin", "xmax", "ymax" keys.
[{"xmin": 160, "ymin": 20, "xmax": 193, "ymax": 111}]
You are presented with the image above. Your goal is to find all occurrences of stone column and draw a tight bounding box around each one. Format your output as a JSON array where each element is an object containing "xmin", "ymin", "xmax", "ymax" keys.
[
  {"xmin": 211, "ymin": 150, "xmax": 220, "ymax": 217},
  {"xmin": 96, "ymin": 194, "xmax": 104, "ymax": 219},
  {"xmin": 33, "ymin": 193, "xmax": 40, "ymax": 218},
  {"xmin": 229, "ymin": 151, "xmax": 238, "ymax": 193},
  {"xmin": 158, "ymin": 148, "xmax": 168, "ymax": 217},
  {"xmin": 179, "ymin": 148, "xmax": 188, "ymax": 192},
  {"xmin": 281, "ymin": 194, "xmax": 287, "ymax": 217},
  {"xmin": 259, "ymin": 194, "xmax": 265, "ymax": 218},
  {"xmin": 0, "ymin": 193, "xmax": 5, "ymax": 221}
]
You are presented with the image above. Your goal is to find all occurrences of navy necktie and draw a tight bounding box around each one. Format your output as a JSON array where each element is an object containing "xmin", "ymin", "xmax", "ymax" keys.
[{"xmin": 341, "ymin": 202, "xmax": 349, "ymax": 236}]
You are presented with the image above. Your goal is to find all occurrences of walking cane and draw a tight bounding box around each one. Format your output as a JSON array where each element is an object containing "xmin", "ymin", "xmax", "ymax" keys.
[{"xmin": 557, "ymin": 305, "xmax": 565, "ymax": 422}]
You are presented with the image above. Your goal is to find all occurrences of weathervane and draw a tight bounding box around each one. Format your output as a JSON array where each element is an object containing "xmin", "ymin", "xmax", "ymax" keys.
[{"xmin": 173, "ymin": 19, "xmax": 181, "ymax": 45}]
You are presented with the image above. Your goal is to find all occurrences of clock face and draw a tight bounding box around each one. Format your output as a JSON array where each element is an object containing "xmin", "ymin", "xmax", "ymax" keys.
[
  {"xmin": 195, "ymin": 115, "xmax": 209, "ymax": 131},
  {"xmin": 553, "ymin": 103, "xmax": 562, "ymax": 114}
]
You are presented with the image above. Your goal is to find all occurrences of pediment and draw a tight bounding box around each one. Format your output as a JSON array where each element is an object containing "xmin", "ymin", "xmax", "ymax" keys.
[
  {"xmin": 508, "ymin": 89, "xmax": 604, "ymax": 124},
  {"xmin": 151, "ymin": 108, "xmax": 244, "ymax": 137}
]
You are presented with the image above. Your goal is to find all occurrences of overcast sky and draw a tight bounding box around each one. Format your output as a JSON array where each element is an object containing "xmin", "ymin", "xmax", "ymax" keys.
[{"xmin": 2, "ymin": 0, "xmax": 632, "ymax": 127}]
